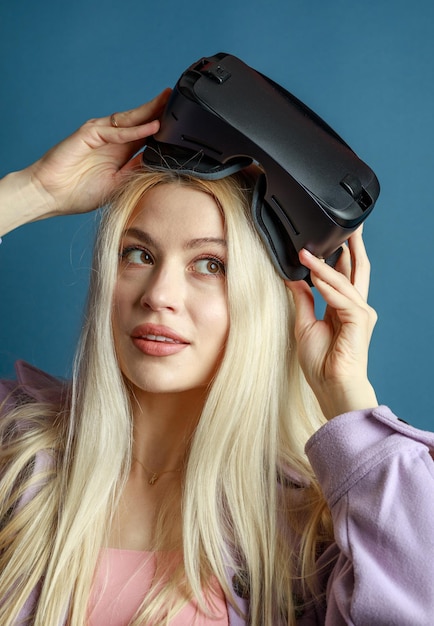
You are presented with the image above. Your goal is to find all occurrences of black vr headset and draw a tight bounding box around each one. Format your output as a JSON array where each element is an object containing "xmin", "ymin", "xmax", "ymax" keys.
[{"xmin": 142, "ymin": 53, "xmax": 380, "ymax": 281}]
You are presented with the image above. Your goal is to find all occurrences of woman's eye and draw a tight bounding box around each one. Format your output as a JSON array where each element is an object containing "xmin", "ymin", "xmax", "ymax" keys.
[
  {"xmin": 193, "ymin": 257, "xmax": 225, "ymax": 276},
  {"xmin": 120, "ymin": 247, "xmax": 153, "ymax": 265}
]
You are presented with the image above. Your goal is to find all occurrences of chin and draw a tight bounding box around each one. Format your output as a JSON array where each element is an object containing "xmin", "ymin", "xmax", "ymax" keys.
[{"xmin": 126, "ymin": 374, "xmax": 211, "ymax": 397}]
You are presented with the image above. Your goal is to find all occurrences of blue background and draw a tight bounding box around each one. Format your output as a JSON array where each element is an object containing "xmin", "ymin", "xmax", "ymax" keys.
[{"xmin": 1, "ymin": 1, "xmax": 433, "ymax": 429}]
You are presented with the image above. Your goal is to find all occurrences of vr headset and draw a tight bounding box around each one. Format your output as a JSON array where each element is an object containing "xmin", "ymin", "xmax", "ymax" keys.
[{"xmin": 142, "ymin": 52, "xmax": 380, "ymax": 281}]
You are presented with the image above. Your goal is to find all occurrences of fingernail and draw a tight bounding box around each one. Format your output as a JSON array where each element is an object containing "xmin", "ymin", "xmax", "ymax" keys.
[{"xmin": 301, "ymin": 248, "xmax": 313, "ymax": 257}]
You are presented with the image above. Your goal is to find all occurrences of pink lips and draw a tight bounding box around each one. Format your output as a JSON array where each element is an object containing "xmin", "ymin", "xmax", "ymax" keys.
[{"xmin": 131, "ymin": 324, "xmax": 189, "ymax": 357}]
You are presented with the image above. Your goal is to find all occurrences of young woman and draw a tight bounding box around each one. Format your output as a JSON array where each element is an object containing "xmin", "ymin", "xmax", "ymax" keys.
[{"xmin": 1, "ymin": 91, "xmax": 433, "ymax": 626}]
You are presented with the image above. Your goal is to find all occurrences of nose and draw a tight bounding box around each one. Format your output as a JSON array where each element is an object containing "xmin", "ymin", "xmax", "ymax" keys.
[{"xmin": 139, "ymin": 263, "xmax": 183, "ymax": 312}]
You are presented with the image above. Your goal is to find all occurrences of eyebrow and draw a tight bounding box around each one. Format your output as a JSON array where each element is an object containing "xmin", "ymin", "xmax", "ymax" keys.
[{"xmin": 123, "ymin": 228, "xmax": 227, "ymax": 250}]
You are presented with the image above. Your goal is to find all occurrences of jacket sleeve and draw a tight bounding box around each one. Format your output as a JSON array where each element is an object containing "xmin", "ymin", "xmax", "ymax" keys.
[
  {"xmin": 0, "ymin": 360, "xmax": 67, "ymax": 411},
  {"xmin": 305, "ymin": 406, "xmax": 434, "ymax": 626}
]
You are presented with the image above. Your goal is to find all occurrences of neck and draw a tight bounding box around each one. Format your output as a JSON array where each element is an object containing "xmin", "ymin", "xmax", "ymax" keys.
[{"xmin": 130, "ymin": 387, "xmax": 206, "ymax": 472}]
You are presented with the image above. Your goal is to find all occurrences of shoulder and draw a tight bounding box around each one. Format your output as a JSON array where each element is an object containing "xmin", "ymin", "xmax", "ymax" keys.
[
  {"xmin": 306, "ymin": 405, "xmax": 434, "ymax": 506},
  {"xmin": 0, "ymin": 360, "xmax": 69, "ymax": 410}
]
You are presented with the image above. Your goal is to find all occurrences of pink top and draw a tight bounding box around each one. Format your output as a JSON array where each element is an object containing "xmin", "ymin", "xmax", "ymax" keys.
[{"xmin": 87, "ymin": 549, "xmax": 229, "ymax": 626}]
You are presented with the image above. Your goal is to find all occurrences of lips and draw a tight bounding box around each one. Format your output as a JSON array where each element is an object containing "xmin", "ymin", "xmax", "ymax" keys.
[{"xmin": 131, "ymin": 324, "xmax": 189, "ymax": 357}]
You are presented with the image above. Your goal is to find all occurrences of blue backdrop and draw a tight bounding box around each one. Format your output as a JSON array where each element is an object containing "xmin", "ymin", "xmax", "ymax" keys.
[{"xmin": 1, "ymin": 0, "xmax": 433, "ymax": 429}]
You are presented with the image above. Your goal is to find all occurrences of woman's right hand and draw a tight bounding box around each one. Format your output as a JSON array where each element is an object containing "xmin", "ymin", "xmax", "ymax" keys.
[{"xmin": 0, "ymin": 88, "xmax": 171, "ymax": 234}]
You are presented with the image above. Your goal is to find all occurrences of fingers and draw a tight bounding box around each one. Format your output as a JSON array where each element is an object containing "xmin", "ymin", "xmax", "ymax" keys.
[
  {"xmin": 347, "ymin": 226, "xmax": 371, "ymax": 301},
  {"xmin": 285, "ymin": 231, "xmax": 378, "ymax": 420},
  {"xmin": 298, "ymin": 228, "xmax": 371, "ymax": 302},
  {"xmin": 103, "ymin": 88, "xmax": 172, "ymax": 129},
  {"xmin": 285, "ymin": 278, "xmax": 317, "ymax": 332},
  {"xmin": 299, "ymin": 248, "xmax": 364, "ymax": 310},
  {"xmin": 332, "ymin": 244, "xmax": 352, "ymax": 286},
  {"xmin": 295, "ymin": 240, "xmax": 377, "ymax": 341},
  {"xmin": 79, "ymin": 89, "xmax": 172, "ymax": 152}
]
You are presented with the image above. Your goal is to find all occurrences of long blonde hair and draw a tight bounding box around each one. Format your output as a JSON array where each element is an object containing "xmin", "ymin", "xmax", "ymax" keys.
[{"xmin": 0, "ymin": 169, "xmax": 331, "ymax": 625}]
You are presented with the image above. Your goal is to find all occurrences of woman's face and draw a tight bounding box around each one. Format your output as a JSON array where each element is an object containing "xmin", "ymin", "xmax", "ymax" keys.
[{"xmin": 112, "ymin": 183, "xmax": 229, "ymax": 399}]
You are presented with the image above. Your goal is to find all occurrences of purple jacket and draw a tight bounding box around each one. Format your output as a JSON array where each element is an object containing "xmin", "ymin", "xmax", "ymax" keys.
[{"xmin": 3, "ymin": 361, "xmax": 434, "ymax": 625}]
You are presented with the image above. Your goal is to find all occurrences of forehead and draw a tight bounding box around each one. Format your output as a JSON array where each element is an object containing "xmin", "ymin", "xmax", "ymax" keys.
[{"xmin": 126, "ymin": 183, "xmax": 225, "ymax": 237}]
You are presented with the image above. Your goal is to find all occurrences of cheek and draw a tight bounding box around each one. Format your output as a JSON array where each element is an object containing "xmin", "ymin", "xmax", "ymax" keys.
[
  {"xmin": 202, "ymin": 296, "xmax": 229, "ymax": 345},
  {"xmin": 112, "ymin": 277, "xmax": 139, "ymax": 315}
]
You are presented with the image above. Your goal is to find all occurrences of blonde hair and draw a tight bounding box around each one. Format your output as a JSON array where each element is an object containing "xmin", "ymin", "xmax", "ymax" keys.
[{"xmin": 0, "ymin": 169, "xmax": 331, "ymax": 625}]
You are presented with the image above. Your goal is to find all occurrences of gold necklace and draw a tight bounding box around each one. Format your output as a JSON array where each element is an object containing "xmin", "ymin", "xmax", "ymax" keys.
[{"xmin": 133, "ymin": 457, "xmax": 182, "ymax": 485}]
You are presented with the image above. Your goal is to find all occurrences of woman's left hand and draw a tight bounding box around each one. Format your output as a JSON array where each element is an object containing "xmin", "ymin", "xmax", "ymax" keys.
[{"xmin": 286, "ymin": 228, "xmax": 378, "ymax": 420}]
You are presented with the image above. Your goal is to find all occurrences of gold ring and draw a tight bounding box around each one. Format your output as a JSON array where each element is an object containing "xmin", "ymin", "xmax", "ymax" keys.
[{"xmin": 110, "ymin": 113, "xmax": 119, "ymax": 128}]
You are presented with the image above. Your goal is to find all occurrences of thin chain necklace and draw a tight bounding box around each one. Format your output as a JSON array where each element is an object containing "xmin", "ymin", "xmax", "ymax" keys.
[{"xmin": 133, "ymin": 457, "xmax": 182, "ymax": 485}]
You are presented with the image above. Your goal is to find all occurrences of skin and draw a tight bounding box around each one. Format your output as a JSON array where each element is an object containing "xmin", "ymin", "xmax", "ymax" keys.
[
  {"xmin": 287, "ymin": 232, "xmax": 378, "ymax": 420},
  {"xmin": 111, "ymin": 184, "xmax": 229, "ymax": 550},
  {"xmin": 0, "ymin": 89, "xmax": 172, "ymax": 235},
  {"xmin": 113, "ymin": 183, "xmax": 229, "ymax": 401}
]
